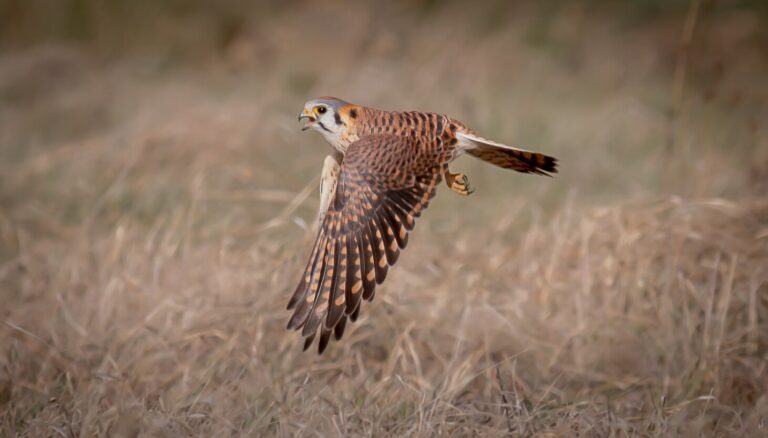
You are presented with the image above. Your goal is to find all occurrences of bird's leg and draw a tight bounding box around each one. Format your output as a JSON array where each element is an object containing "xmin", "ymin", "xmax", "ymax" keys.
[{"xmin": 444, "ymin": 169, "xmax": 474, "ymax": 196}]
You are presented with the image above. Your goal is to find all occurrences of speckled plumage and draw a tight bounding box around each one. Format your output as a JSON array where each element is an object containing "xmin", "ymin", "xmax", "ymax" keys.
[{"xmin": 290, "ymin": 97, "xmax": 558, "ymax": 353}]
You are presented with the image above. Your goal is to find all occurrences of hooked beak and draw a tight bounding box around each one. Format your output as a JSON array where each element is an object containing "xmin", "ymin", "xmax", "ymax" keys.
[{"xmin": 298, "ymin": 109, "xmax": 315, "ymax": 131}]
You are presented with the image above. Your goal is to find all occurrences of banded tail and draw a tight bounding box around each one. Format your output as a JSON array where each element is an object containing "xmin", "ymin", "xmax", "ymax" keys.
[{"xmin": 456, "ymin": 132, "xmax": 558, "ymax": 176}]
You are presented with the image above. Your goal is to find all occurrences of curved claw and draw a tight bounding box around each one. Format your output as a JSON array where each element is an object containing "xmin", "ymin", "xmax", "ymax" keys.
[{"xmin": 446, "ymin": 171, "xmax": 474, "ymax": 196}]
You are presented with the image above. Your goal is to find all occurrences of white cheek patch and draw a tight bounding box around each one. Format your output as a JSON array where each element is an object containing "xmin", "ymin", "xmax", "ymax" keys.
[
  {"xmin": 319, "ymin": 127, "xmax": 342, "ymax": 148},
  {"xmin": 311, "ymin": 113, "xmax": 348, "ymax": 154}
]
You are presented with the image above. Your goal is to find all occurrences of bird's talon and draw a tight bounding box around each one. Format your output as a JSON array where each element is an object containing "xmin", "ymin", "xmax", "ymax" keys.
[{"xmin": 446, "ymin": 171, "xmax": 473, "ymax": 196}]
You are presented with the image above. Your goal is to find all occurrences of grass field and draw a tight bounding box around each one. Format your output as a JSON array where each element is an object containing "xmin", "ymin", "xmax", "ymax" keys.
[{"xmin": 1, "ymin": 1, "xmax": 767, "ymax": 436}]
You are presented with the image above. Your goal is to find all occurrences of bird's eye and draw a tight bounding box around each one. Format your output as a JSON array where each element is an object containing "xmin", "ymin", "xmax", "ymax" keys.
[{"xmin": 316, "ymin": 106, "xmax": 327, "ymax": 114}]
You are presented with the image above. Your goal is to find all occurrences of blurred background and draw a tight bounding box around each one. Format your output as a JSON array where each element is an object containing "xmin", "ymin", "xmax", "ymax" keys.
[{"xmin": 1, "ymin": 1, "xmax": 766, "ymax": 436}]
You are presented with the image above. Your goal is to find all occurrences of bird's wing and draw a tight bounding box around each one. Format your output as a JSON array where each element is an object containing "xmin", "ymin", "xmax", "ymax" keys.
[
  {"xmin": 317, "ymin": 154, "xmax": 341, "ymax": 227},
  {"xmin": 287, "ymin": 134, "xmax": 442, "ymax": 354}
]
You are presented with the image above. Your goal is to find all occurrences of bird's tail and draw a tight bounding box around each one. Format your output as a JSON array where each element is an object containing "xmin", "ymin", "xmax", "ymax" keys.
[{"xmin": 456, "ymin": 132, "xmax": 558, "ymax": 176}]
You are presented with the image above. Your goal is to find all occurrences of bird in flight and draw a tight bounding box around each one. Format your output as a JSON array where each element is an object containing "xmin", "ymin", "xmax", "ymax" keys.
[{"xmin": 289, "ymin": 97, "xmax": 558, "ymax": 353}]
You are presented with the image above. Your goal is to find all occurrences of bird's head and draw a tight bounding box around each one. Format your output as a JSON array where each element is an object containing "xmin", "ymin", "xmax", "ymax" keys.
[{"xmin": 298, "ymin": 97, "xmax": 360, "ymax": 151}]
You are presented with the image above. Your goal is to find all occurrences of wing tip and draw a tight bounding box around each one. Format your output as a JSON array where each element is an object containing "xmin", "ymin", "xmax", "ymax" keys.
[
  {"xmin": 318, "ymin": 329, "xmax": 332, "ymax": 354},
  {"xmin": 298, "ymin": 319, "xmax": 348, "ymax": 355},
  {"xmin": 302, "ymin": 332, "xmax": 316, "ymax": 351}
]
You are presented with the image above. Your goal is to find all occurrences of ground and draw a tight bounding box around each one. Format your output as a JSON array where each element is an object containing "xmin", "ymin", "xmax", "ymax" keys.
[{"xmin": 1, "ymin": 1, "xmax": 767, "ymax": 436}]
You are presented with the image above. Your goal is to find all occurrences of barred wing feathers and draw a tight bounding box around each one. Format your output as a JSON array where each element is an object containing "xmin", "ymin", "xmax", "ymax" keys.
[{"xmin": 287, "ymin": 134, "xmax": 442, "ymax": 354}]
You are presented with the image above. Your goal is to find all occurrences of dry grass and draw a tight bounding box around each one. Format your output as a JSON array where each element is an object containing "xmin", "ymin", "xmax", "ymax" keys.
[{"xmin": 1, "ymin": 1, "xmax": 767, "ymax": 436}]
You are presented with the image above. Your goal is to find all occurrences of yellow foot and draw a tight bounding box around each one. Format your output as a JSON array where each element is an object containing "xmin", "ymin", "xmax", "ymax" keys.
[{"xmin": 445, "ymin": 170, "xmax": 474, "ymax": 196}]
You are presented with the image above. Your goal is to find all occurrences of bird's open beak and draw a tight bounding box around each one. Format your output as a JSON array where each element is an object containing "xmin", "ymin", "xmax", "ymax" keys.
[{"xmin": 298, "ymin": 109, "xmax": 315, "ymax": 131}]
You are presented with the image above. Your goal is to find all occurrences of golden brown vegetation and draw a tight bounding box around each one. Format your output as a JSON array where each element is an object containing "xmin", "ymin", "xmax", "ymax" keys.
[{"xmin": 1, "ymin": 1, "xmax": 767, "ymax": 436}]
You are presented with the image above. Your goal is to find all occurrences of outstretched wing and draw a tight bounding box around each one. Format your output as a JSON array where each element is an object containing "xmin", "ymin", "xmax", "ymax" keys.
[
  {"xmin": 287, "ymin": 134, "xmax": 442, "ymax": 354},
  {"xmin": 317, "ymin": 154, "xmax": 341, "ymax": 226}
]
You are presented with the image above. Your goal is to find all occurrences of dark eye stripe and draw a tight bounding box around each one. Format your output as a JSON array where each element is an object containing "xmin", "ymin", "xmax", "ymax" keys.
[{"xmin": 334, "ymin": 112, "xmax": 344, "ymax": 126}]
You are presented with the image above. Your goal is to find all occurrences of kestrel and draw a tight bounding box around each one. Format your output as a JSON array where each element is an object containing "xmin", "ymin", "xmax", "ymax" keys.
[{"xmin": 289, "ymin": 97, "xmax": 558, "ymax": 353}]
